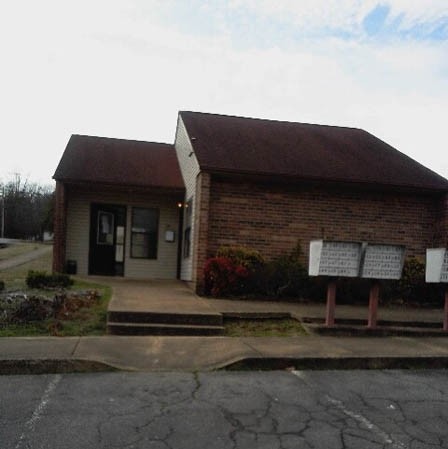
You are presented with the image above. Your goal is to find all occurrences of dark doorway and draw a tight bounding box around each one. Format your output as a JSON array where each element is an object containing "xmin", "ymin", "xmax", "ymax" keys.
[{"xmin": 89, "ymin": 203, "xmax": 126, "ymax": 276}]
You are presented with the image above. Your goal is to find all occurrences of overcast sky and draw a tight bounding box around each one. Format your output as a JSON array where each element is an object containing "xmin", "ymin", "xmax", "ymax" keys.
[{"xmin": 1, "ymin": 0, "xmax": 447, "ymax": 185}]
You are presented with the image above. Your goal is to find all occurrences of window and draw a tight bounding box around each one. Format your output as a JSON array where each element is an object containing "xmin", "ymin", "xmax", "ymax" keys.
[
  {"xmin": 183, "ymin": 198, "xmax": 193, "ymax": 258},
  {"xmin": 131, "ymin": 208, "xmax": 159, "ymax": 259},
  {"xmin": 97, "ymin": 211, "xmax": 114, "ymax": 245}
]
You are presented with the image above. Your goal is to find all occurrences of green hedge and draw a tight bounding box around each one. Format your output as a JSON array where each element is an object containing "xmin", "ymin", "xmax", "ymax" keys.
[
  {"xmin": 203, "ymin": 247, "xmax": 446, "ymax": 306},
  {"xmin": 26, "ymin": 271, "xmax": 73, "ymax": 289}
]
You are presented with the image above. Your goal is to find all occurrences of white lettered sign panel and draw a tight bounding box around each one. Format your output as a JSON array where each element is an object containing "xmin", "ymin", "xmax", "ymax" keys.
[
  {"xmin": 361, "ymin": 244, "xmax": 405, "ymax": 280},
  {"xmin": 309, "ymin": 240, "xmax": 362, "ymax": 277},
  {"xmin": 426, "ymin": 248, "xmax": 448, "ymax": 283}
]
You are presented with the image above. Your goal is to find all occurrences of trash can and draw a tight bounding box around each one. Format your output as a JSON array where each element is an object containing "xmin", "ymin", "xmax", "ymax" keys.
[{"xmin": 66, "ymin": 260, "xmax": 77, "ymax": 275}]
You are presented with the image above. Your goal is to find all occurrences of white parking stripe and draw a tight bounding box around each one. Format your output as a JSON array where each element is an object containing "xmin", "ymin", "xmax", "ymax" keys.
[
  {"xmin": 15, "ymin": 374, "xmax": 62, "ymax": 449},
  {"xmin": 325, "ymin": 395, "xmax": 406, "ymax": 449},
  {"xmin": 290, "ymin": 370, "xmax": 406, "ymax": 449}
]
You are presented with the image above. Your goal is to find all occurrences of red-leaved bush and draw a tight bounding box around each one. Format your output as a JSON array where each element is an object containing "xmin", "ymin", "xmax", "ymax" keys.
[{"xmin": 203, "ymin": 256, "xmax": 249, "ymax": 297}]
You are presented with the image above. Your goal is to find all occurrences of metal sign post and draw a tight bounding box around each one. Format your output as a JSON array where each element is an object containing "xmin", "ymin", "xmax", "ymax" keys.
[
  {"xmin": 444, "ymin": 288, "xmax": 448, "ymax": 332},
  {"xmin": 367, "ymin": 281, "xmax": 380, "ymax": 329},
  {"xmin": 325, "ymin": 280, "xmax": 337, "ymax": 327},
  {"xmin": 426, "ymin": 248, "xmax": 448, "ymax": 331}
]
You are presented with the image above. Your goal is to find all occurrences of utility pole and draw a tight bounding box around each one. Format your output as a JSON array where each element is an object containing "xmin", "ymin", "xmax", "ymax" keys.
[{"xmin": 0, "ymin": 186, "xmax": 4, "ymax": 239}]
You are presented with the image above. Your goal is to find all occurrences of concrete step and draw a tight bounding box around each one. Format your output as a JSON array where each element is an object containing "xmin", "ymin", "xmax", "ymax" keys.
[
  {"xmin": 302, "ymin": 317, "xmax": 443, "ymax": 329},
  {"xmin": 107, "ymin": 311, "xmax": 223, "ymax": 326},
  {"xmin": 107, "ymin": 321, "xmax": 225, "ymax": 336}
]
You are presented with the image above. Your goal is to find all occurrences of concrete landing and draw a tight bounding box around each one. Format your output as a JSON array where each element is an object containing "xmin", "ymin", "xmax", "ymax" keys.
[
  {"xmin": 106, "ymin": 278, "xmax": 218, "ymax": 315},
  {"xmin": 101, "ymin": 278, "xmax": 223, "ymax": 336}
]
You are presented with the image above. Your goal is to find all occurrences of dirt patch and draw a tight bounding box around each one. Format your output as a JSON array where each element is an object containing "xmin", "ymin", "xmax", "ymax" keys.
[{"xmin": 224, "ymin": 317, "xmax": 308, "ymax": 337}]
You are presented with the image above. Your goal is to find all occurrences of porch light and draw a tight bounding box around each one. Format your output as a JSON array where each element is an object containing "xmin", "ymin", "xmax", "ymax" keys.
[{"xmin": 177, "ymin": 202, "xmax": 183, "ymax": 208}]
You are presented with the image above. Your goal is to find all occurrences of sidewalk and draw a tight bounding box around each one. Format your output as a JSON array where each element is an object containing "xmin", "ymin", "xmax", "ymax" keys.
[
  {"xmin": 1, "ymin": 278, "xmax": 447, "ymax": 374},
  {"xmin": 1, "ymin": 335, "xmax": 448, "ymax": 373}
]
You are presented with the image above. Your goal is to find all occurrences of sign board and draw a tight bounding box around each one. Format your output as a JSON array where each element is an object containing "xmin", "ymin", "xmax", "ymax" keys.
[
  {"xmin": 361, "ymin": 244, "xmax": 405, "ymax": 280},
  {"xmin": 309, "ymin": 240, "xmax": 362, "ymax": 277},
  {"xmin": 426, "ymin": 248, "xmax": 448, "ymax": 283}
]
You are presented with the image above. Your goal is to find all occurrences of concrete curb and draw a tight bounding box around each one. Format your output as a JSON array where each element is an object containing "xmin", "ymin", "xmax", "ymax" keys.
[
  {"xmin": 2, "ymin": 355, "xmax": 448, "ymax": 375},
  {"xmin": 0, "ymin": 358, "xmax": 118, "ymax": 375},
  {"xmin": 1, "ymin": 335, "xmax": 448, "ymax": 374},
  {"xmin": 224, "ymin": 356, "xmax": 448, "ymax": 371}
]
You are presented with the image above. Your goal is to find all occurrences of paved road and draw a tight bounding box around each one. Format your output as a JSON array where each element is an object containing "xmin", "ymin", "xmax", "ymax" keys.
[{"xmin": 1, "ymin": 370, "xmax": 447, "ymax": 448}]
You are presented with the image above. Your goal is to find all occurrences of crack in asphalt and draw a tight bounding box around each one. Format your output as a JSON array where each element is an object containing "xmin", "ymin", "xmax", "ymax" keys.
[{"xmin": 4, "ymin": 371, "xmax": 448, "ymax": 449}]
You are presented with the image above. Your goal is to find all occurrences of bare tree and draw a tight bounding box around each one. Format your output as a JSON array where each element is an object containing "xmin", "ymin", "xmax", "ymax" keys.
[{"xmin": 0, "ymin": 174, "xmax": 54, "ymax": 240}]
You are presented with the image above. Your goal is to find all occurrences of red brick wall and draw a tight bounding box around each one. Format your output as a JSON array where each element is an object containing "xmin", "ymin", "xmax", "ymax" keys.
[
  {"xmin": 435, "ymin": 193, "xmax": 448, "ymax": 247},
  {"xmin": 444, "ymin": 194, "xmax": 448, "ymax": 246},
  {"xmin": 202, "ymin": 179, "xmax": 442, "ymax": 272},
  {"xmin": 192, "ymin": 172, "xmax": 211, "ymax": 292},
  {"xmin": 52, "ymin": 181, "xmax": 67, "ymax": 273}
]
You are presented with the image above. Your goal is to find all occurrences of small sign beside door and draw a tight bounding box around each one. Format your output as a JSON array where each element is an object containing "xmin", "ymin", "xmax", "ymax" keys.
[{"xmin": 97, "ymin": 211, "xmax": 114, "ymax": 245}]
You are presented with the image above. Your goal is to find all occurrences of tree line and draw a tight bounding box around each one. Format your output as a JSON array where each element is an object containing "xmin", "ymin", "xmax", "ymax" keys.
[{"xmin": 0, "ymin": 174, "xmax": 54, "ymax": 240}]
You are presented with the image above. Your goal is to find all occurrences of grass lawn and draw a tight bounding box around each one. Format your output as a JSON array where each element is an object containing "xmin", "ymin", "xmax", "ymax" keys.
[
  {"xmin": 0, "ymin": 242, "xmax": 47, "ymax": 261},
  {"xmin": 0, "ymin": 247, "xmax": 53, "ymax": 290},
  {"xmin": 0, "ymin": 249, "xmax": 111, "ymax": 337},
  {"xmin": 224, "ymin": 318, "xmax": 308, "ymax": 337}
]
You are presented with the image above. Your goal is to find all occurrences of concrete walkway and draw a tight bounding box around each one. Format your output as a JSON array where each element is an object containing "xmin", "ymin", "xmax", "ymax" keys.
[
  {"xmin": 99, "ymin": 277, "xmax": 446, "ymax": 325},
  {"xmin": 106, "ymin": 278, "xmax": 219, "ymax": 316},
  {"xmin": 1, "ymin": 277, "xmax": 448, "ymax": 373},
  {"xmin": 0, "ymin": 245, "xmax": 52, "ymax": 271}
]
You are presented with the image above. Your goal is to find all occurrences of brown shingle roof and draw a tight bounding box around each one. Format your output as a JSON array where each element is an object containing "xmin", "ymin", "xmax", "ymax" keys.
[
  {"xmin": 179, "ymin": 111, "xmax": 448, "ymax": 191},
  {"xmin": 54, "ymin": 135, "xmax": 184, "ymax": 190}
]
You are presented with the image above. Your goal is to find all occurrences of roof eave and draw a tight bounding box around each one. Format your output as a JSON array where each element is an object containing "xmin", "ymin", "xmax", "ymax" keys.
[
  {"xmin": 202, "ymin": 167, "xmax": 448, "ymax": 194},
  {"xmin": 54, "ymin": 177, "xmax": 185, "ymax": 194}
]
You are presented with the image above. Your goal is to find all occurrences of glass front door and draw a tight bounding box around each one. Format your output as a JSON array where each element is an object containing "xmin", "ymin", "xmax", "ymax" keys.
[{"xmin": 89, "ymin": 203, "xmax": 126, "ymax": 276}]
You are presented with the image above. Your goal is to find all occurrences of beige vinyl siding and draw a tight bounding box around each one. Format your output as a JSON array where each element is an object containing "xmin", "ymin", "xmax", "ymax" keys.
[
  {"xmin": 174, "ymin": 115, "xmax": 200, "ymax": 281},
  {"xmin": 66, "ymin": 192, "xmax": 90, "ymax": 276},
  {"xmin": 65, "ymin": 187, "xmax": 180, "ymax": 279}
]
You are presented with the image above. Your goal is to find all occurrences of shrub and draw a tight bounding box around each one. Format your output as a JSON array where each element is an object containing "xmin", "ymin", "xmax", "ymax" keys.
[
  {"xmin": 205, "ymin": 242, "xmax": 313, "ymax": 299},
  {"xmin": 26, "ymin": 270, "xmax": 73, "ymax": 289},
  {"xmin": 214, "ymin": 246, "xmax": 265, "ymax": 295},
  {"xmin": 204, "ymin": 256, "xmax": 249, "ymax": 297},
  {"xmin": 388, "ymin": 257, "xmax": 443, "ymax": 306},
  {"xmin": 8, "ymin": 290, "xmax": 100, "ymax": 325},
  {"xmin": 0, "ymin": 280, "xmax": 4, "ymax": 292},
  {"xmin": 11, "ymin": 296, "xmax": 53, "ymax": 323},
  {"xmin": 216, "ymin": 246, "xmax": 265, "ymax": 271},
  {"xmin": 396, "ymin": 257, "xmax": 427, "ymax": 303},
  {"xmin": 252, "ymin": 242, "xmax": 309, "ymax": 299},
  {"xmin": 327, "ymin": 278, "xmax": 372, "ymax": 304}
]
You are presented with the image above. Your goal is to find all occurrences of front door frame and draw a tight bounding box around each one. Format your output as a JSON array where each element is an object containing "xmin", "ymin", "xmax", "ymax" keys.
[{"xmin": 88, "ymin": 203, "xmax": 127, "ymax": 276}]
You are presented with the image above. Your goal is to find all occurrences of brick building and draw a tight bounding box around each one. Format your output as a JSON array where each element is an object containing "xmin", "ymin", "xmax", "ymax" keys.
[{"xmin": 53, "ymin": 111, "xmax": 448, "ymax": 292}]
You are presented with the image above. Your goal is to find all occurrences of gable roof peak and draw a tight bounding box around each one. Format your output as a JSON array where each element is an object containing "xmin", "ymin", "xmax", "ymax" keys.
[
  {"xmin": 179, "ymin": 110, "xmax": 448, "ymax": 192},
  {"xmin": 179, "ymin": 110, "xmax": 362, "ymax": 133},
  {"xmin": 54, "ymin": 134, "xmax": 184, "ymax": 190}
]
